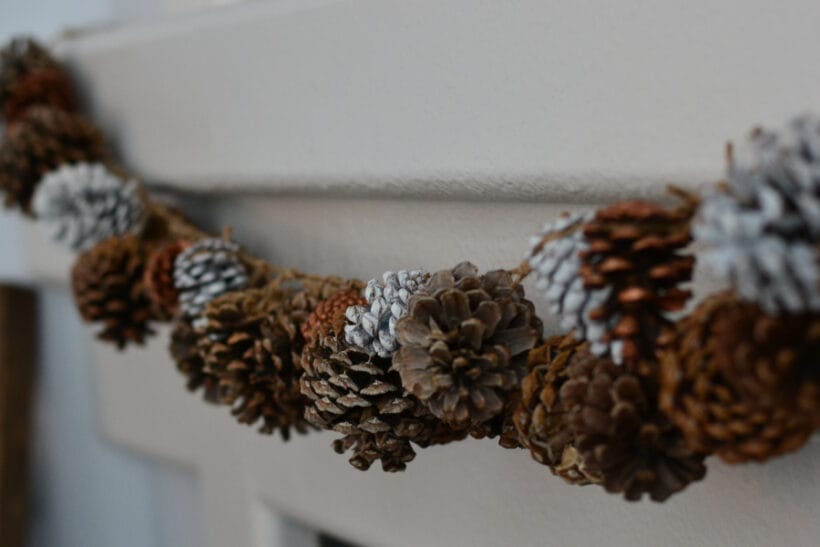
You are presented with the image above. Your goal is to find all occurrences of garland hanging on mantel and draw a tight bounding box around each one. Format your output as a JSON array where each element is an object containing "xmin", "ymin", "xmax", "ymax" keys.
[{"xmin": 2, "ymin": 37, "xmax": 819, "ymax": 503}]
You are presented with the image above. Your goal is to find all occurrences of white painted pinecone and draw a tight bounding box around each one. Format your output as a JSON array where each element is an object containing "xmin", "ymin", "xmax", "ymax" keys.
[
  {"xmin": 173, "ymin": 238, "xmax": 249, "ymax": 321},
  {"xmin": 31, "ymin": 163, "xmax": 144, "ymax": 251},
  {"xmin": 344, "ymin": 269, "xmax": 428, "ymax": 357},
  {"xmin": 528, "ymin": 212, "xmax": 619, "ymax": 361},
  {"xmin": 695, "ymin": 114, "xmax": 820, "ymax": 313}
]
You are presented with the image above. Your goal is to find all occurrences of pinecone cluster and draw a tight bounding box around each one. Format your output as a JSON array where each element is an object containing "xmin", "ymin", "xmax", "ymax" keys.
[
  {"xmin": 695, "ymin": 115, "xmax": 820, "ymax": 314},
  {"xmin": 516, "ymin": 336, "xmax": 707, "ymax": 501},
  {"xmin": 144, "ymin": 240, "xmax": 190, "ymax": 317},
  {"xmin": 0, "ymin": 106, "xmax": 109, "ymax": 214},
  {"xmin": 345, "ymin": 269, "xmax": 428, "ymax": 357},
  {"xmin": 659, "ymin": 292, "xmax": 820, "ymax": 463},
  {"xmin": 31, "ymin": 162, "xmax": 145, "ymax": 250},
  {"xmin": 393, "ymin": 262, "xmax": 542, "ymax": 431},
  {"xmin": 71, "ymin": 235, "xmax": 156, "ymax": 348}
]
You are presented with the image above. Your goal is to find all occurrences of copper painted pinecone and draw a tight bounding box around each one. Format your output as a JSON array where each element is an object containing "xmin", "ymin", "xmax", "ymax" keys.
[
  {"xmin": 3, "ymin": 67, "xmax": 77, "ymax": 124},
  {"xmin": 514, "ymin": 335, "xmax": 602, "ymax": 484},
  {"xmin": 393, "ymin": 262, "xmax": 542, "ymax": 430},
  {"xmin": 0, "ymin": 106, "xmax": 109, "ymax": 213},
  {"xmin": 144, "ymin": 240, "xmax": 190, "ymax": 318},
  {"xmin": 559, "ymin": 350, "xmax": 706, "ymax": 501},
  {"xmin": 659, "ymin": 292, "xmax": 820, "ymax": 463},
  {"xmin": 580, "ymin": 192, "xmax": 697, "ymax": 365},
  {"xmin": 301, "ymin": 288, "xmax": 367, "ymax": 343},
  {"xmin": 0, "ymin": 38, "xmax": 58, "ymax": 110},
  {"xmin": 71, "ymin": 235, "xmax": 155, "ymax": 348},
  {"xmin": 169, "ymin": 318, "xmax": 221, "ymax": 403}
]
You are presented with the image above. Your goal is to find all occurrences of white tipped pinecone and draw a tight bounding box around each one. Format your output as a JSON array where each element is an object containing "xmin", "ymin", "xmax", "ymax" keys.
[
  {"xmin": 344, "ymin": 269, "xmax": 428, "ymax": 357},
  {"xmin": 173, "ymin": 238, "xmax": 249, "ymax": 321},
  {"xmin": 695, "ymin": 114, "xmax": 820, "ymax": 313},
  {"xmin": 31, "ymin": 163, "xmax": 144, "ymax": 251},
  {"xmin": 528, "ymin": 212, "xmax": 617, "ymax": 360}
]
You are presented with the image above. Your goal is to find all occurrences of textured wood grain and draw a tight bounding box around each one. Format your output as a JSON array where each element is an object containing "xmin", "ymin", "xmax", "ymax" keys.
[{"xmin": 0, "ymin": 286, "xmax": 36, "ymax": 547}]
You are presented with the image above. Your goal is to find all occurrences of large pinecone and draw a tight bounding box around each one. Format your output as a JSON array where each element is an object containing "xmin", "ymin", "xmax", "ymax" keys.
[
  {"xmin": 659, "ymin": 292, "xmax": 820, "ymax": 463},
  {"xmin": 0, "ymin": 38, "xmax": 58, "ymax": 112},
  {"xmin": 578, "ymin": 193, "xmax": 696, "ymax": 365},
  {"xmin": 71, "ymin": 235, "xmax": 155, "ymax": 348},
  {"xmin": 555, "ymin": 348, "xmax": 706, "ymax": 501},
  {"xmin": 0, "ymin": 106, "xmax": 109, "ymax": 213},
  {"xmin": 169, "ymin": 318, "xmax": 220, "ymax": 403},
  {"xmin": 393, "ymin": 262, "xmax": 542, "ymax": 430},
  {"xmin": 4, "ymin": 67, "xmax": 76, "ymax": 124},
  {"xmin": 695, "ymin": 115, "xmax": 820, "ymax": 314}
]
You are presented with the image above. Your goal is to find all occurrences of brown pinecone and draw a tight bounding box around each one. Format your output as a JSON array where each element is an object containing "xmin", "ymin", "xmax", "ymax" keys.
[
  {"xmin": 559, "ymin": 349, "xmax": 706, "ymax": 502},
  {"xmin": 169, "ymin": 318, "xmax": 221, "ymax": 403},
  {"xmin": 0, "ymin": 38, "xmax": 58, "ymax": 110},
  {"xmin": 393, "ymin": 262, "xmax": 542, "ymax": 430},
  {"xmin": 71, "ymin": 235, "xmax": 155, "ymax": 348},
  {"xmin": 4, "ymin": 67, "xmax": 77, "ymax": 124},
  {"xmin": 514, "ymin": 335, "xmax": 603, "ymax": 484},
  {"xmin": 0, "ymin": 106, "xmax": 109, "ymax": 214},
  {"xmin": 144, "ymin": 240, "xmax": 190, "ymax": 318},
  {"xmin": 659, "ymin": 292, "xmax": 820, "ymax": 463},
  {"xmin": 301, "ymin": 288, "xmax": 366, "ymax": 343},
  {"xmin": 580, "ymin": 190, "xmax": 697, "ymax": 366}
]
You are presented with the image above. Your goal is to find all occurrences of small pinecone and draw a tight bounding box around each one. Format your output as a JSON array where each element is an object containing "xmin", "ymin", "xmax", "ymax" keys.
[
  {"xmin": 695, "ymin": 115, "xmax": 820, "ymax": 314},
  {"xmin": 578, "ymin": 193, "xmax": 696, "ymax": 365},
  {"xmin": 4, "ymin": 67, "xmax": 77, "ymax": 124},
  {"xmin": 0, "ymin": 38, "xmax": 58, "ymax": 111},
  {"xmin": 144, "ymin": 240, "xmax": 190, "ymax": 318},
  {"xmin": 659, "ymin": 292, "xmax": 820, "ymax": 463},
  {"xmin": 0, "ymin": 107, "xmax": 109, "ymax": 213},
  {"xmin": 301, "ymin": 288, "xmax": 367, "ymax": 343},
  {"xmin": 71, "ymin": 235, "xmax": 155, "ymax": 348},
  {"xmin": 514, "ymin": 335, "xmax": 602, "ymax": 484},
  {"xmin": 393, "ymin": 262, "xmax": 542, "ymax": 430},
  {"xmin": 559, "ymin": 349, "xmax": 706, "ymax": 501},
  {"xmin": 169, "ymin": 318, "xmax": 220, "ymax": 403},
  {"xmin": 344, "ymin": 269, "xmax": 428, "ymax": 357},
  {"xmin": 31, "ymin": 162, "xmax": 145, "ymax": 251},
  {"xmin": 173, "ymin": 238, "xmax": 249, "ymax": 322}
]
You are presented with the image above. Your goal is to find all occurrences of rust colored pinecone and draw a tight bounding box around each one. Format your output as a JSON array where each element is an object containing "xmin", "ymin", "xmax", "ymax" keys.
[
  {"xmin": 659, "ymin": 292, "xmax": 820, "ymax": 463},
  {"xmin": 579, "ymin": 190, "xmax": 697, "ymax": 366},
  {"xmin": 71, "ymin": 235, "xmax": 155, "ymax": 349},
  {"xmin": 4, "ymin": 67, "xmax": 77, "ymax": 124},
  {"xmin": 0, "ymin": 38, "xmax": 58, "ymax": 110},
  {"xmin": 301, "ymin": 288, "xmax": 366, "ymax": 343},
  {"xmin": 169, "ymin": 318, "xmax": 221, "ymax": 403},
  {"xmin": 514, "ymin": 335, "xmax": 603, "ymax": 484},
  {"xmin": 393, "ymin": 262, "xmax": 542, "ymax": 430},
  {"xmin": 144, "ymin": 240, "xmax": 190, "ymax": 318},
  {"xmin": 0, "ymin": 106, "xmax": 109, "ymax": 214}
]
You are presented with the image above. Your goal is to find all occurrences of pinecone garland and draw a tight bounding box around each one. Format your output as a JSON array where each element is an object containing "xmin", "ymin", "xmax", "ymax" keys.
[
  {"xmin": 695, "ymin": 115, "xmax": 820, "ymax": 314},
  {"xmin": 144, "ymin": 240, "xmax": 190, "ymax": 317},
  {"xmin": 659, "ymin": 292, "xmax": 820, "ymax": 463},
  {"xmin": 3, "ymin": 67, "xmax": 76, "ymax": 124},
  {"xmin": 0, "ymin": 38, "xmax": 58, "ymax": 111},
  {"xmin": 170, "ymin": 318, "xmax": 221, "ymax": 403},
  {"xmin": 393, "ymin": 262, "xmax": 542, "ymax": 429},
  {"xmin": 0, "ymin": 106, "xmax": 109, "ymax": 213},
  {"xmin": 71, "ymin": 235, "xmax": 155, "ymax": 348},
  {"xmin": 173, "ymin": 238, "xmax": 249, "ymax": 322},
  {"xmin": 344, "ymin": 269, "xmax": 428, "ymax": 357},
  {"xmin": 31, "ymin": 162, "xmax": 145, "ymax": 251}
]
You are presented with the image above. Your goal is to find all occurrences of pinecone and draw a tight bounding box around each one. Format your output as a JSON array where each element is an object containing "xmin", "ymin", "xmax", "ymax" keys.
[
  {"xmin": 0, "ymin": 38, "xmax": 58, "ymax": 112},
  {"xmin": 559, "ymin": 349, "xmax": 706, "ymax": 501},
  {"xmin": 144, "ymin": 240, "xmax": 190, "ymax": 318},
  {"xmin": 0, "ymin": 106, "xmax": 109, "ymax": 214},
  {"xmin": 31, "ymin": 162, "xmax": 145, "ymax": 250},
  {"xmin": 173, "ymin": 237, "xmax": 249, "ymax": 322},
  {"xmin": 4, "ymin": 67, "xmax": 76, "ymax": 124},
  {"xmin": 514, "ymin": 335, "xmax": 602, "ymax": 484},
  {"xmin": 659, "ymin": 292, "xmax": 820, "ymax": 463},
  {"xmin": 301, "ymin": 288, "xmax": 367, "ymax": 343},
  {"xmin": 695, "ymin": 115, "xmax": 820, "ymax": 314},
  {"xmin": 578, "ymin": 192, "xmax": 697, "ymax": 365},
  {"xmin": 169, "ymin": 318, "xmax": 220, "ymax": 403},
  {"xmin": 393, "ymin": 262, "xmax": 542, "ymax": 429},
  {"xmin": 300, "ymin": 309, "xmax": 465, "ymax": 471},
  {"xmin": 71, "ymin": 235, "xmax": 155, "ymax": 348},
  {"xmin": 344, "ymin": 269, "xmax": 428, "ymax": 357}
]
